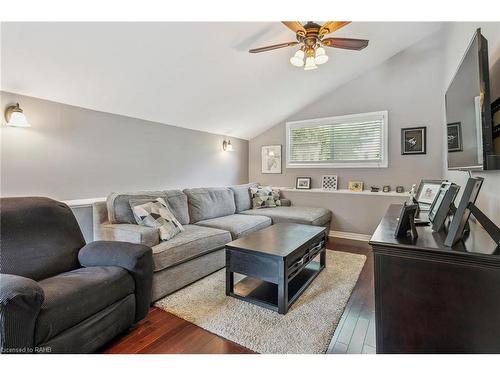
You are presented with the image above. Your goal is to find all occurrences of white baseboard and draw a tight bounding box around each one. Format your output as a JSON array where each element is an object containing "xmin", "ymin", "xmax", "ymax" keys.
[{"xmin": 329, "ymin": 230, "xmax": 372, "ymax": 242}]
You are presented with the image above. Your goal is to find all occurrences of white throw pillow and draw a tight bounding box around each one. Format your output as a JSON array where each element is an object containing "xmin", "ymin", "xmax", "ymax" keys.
[{"xmin": 130, "ymin": 198, "xmax": 184, "ymax": 241}]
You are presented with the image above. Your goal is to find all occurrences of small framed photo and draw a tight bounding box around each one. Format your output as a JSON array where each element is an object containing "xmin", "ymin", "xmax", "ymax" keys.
[
  {"xmin": 348, "ymin": 181, "xmax": 364, "ymax": 192},
  {"xmin": 401, "ymin": 126, "xmax": 426, "ymax": 155},
  {"xmin": 415, "ymin": 179, "xmax": 443, "ymax": 209},
  {"xmin": 296, "ymin": 177, "xmax": 311, "ymax": 190},
  {"xmin": 321, "ymin": 175, "xmax": 338, "ymax": 191},
  {"xmin": 447, "ymin": 122, "xmax": 462, "ymax": 152},
  {"xmin": 394, "ymin": 203, "xmax": 418, "ymax": 239},
  {"xmin": 428, "ymin": 182, "xmax": 460, "ymax": 232},
  {"xmin": 261, "ymin": 145, "xmax": 282, "ymax": 174}
]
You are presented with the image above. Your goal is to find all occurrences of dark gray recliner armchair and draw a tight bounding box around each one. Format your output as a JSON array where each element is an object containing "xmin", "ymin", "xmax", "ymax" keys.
[{"xmin": 0, "ymin": 197, "xmax": 153, "ymax": 353}]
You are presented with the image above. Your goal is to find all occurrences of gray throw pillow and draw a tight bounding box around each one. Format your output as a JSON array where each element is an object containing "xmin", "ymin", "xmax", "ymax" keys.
[
  {"xmin": 130, "ymin": 198, "xmax": 184, "ymax": 241},
  {"xmin": 250, "ymin": 186, "xmax": 281, "ymax": 209}
]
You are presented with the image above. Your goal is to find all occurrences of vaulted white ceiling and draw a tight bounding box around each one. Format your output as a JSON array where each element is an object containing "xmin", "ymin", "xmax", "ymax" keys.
[{"xmin": 1, "ymin": 22, "xmax": 443, "ymax": 139}]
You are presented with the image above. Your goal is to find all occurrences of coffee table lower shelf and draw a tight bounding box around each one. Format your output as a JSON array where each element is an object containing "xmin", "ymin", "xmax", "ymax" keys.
[{"xmin": 229, "ymin": 261, "xmax": 323, "ymax": 313}]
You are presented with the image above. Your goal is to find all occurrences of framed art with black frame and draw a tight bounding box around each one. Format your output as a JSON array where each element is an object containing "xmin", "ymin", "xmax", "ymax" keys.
[
  {"xmin": 296, "ymin": 177, "xmax": 311, "ymax": 190},
  {"xmin": 401, "ymin": 126, "xmax": 426, "ymax": 155},
  {"xmin": 447, "ymin": 122, "xmax": 463, "ymax": 152}
]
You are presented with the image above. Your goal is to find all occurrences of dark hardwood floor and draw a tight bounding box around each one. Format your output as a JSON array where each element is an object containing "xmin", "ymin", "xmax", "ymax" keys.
[
  {"xmin": 101, "ymin": 238, "xmax": 374, "ymax": 354},
  {"xmin": 326, "ymin": 238, "xmax": 375, "ymax": 354}
]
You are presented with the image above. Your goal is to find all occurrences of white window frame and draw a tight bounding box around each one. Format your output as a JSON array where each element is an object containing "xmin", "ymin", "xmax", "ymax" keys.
[{"xmin": 285, "ymin": 110, "xmax": 389, "ymax": 169}]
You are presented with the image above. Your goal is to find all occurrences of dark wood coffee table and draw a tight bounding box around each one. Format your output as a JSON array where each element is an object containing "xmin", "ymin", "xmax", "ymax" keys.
[{"xmin": 225, "ymin": 223, "xmax": 327, "ymax": 314}]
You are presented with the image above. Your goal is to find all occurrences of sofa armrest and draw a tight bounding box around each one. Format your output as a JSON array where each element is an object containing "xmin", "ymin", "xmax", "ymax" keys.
[
  {"xmin": 98, "ymin": 223, "xmax": 160, "ymax": 247},
  {"xmin": 78, "ymin": 241, "xmax": 153, "ymax": 321},
  {"xmin": 281, "ymin": 199, "xmax": 291, "ymax": 207},
  {"xmin": 0, "ymin": 274, "xmax": 44, "ymax": 353}
]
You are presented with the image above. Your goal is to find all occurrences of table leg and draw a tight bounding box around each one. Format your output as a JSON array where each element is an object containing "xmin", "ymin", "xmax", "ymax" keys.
[
  {"xmin": 320, "ymin": 247, "xmax": 326, "ymax": 268},
  {"xmin": 226, "ymin": 268, "xmax": 234, "ymax": 296},
  {"xmin": 278, "ymin": 261, "xmax": 288, "ymax": 314}
]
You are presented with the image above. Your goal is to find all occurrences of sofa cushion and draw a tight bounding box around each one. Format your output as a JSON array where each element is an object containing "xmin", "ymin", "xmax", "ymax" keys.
[
  {"xmin": 241, "ymin": 206, "xmax": 332, "ymax": 227},
  {"xmin": 183, "ymin": 187, "xmax": 236, "ymax": 223},
  {"xmin": 130, "ymin": 198, "xmax": 184, "ymax": 241},
  {"xmin": 36, "ymin": 266, "xmax": 134, "ymax": 345},
  {"xmin": 152, "ymin": 224, "xmax": 231, "ymax": 272},
  {"xmin": 229, "ymin": 182, "xmax": 259, "ymax": 213},
  {"xmin": 107, "ymin": 190, "xmax": 190, "ymax": 225},
  {"xmin": 196, "ymin": 214, "xmax": 272, "ymax": 240}
]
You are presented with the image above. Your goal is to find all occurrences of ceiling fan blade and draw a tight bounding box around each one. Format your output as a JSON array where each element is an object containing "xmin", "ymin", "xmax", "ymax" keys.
[
  {"xmin": 319, "ymin": 21, "xmax": 351, "ymax": 36},
  {"xmin": 322, "ymin": 37, "xmax": 369, "ymax": 50},
  {"xmin": 249, "ymin": 41, "xmax": 298, "ymax": 53},
  {"xmin": 282, "ymin": 21, "xmax": 306, "ymax": 36}
]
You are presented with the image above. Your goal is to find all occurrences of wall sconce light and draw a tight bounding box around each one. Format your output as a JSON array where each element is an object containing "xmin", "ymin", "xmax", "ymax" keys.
[
  {"xmin": 222, "ymin": 139, "xmax": 233, "ymax": 152},
  {"xmin": 4, "ymin": 103, "xmax": 30, "ymax": 127}
]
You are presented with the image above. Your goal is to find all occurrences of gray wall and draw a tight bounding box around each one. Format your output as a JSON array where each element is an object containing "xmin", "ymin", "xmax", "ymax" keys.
[
  {"xmin": 1, "ymin": 91, "xmax": 249, "ymax": 200},
  {"xmin": 1, "ymin": 91, "xmax": 249, "ymax": 241},
  {"xmin": 249, "ymin": 32, "xmax": 445, "ymax": 235},
  {"xmin": 442, "ymin": 23, "xmax": 500, "ymax": 226}
]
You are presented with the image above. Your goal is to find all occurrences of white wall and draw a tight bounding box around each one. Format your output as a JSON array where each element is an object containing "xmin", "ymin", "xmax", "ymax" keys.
[
  {"xmin": 249, "ymin": 32, "xmax": 446, "ymax": 234},
  {"xmin": 442, "ymin": 23, "xmax": 500, "ymax": 226}
]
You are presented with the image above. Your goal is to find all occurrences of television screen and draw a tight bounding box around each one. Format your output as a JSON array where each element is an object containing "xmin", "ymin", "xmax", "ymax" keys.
[
  {"xmin": 493, "ymin": 97, "xmax": 500, "ymax": 154},
  {"xmin": 445, "ymin": 29, "xmax": 493, "ymax": 170}
]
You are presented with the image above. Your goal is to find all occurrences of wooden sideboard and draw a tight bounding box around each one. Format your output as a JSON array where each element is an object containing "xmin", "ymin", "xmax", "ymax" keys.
[{"xmin": 369, "ymin": 204, "xmax": 500, "ymax": 353}]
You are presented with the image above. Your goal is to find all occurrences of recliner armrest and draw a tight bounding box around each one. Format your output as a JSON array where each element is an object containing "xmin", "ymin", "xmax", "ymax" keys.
[
  {"xmin": 99, "ymin": 223, "xmax": 160, "ymax": 247},
  {"xmin": 0, "ymin": 274, "xmax": 44, "ymax": 353},
  {"xmin": 78, "ymin": 241, "xmax": 153, "ymax": 321}
]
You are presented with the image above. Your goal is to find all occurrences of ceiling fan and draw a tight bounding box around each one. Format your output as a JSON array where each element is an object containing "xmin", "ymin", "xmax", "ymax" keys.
[{"xmin": 249, "ymin": 21, "xmax": 369, "ymax": 71}]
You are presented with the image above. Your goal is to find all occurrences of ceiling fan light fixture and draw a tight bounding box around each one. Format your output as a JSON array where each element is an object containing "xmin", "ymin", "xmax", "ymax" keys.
[
  {"xmin": 248, "ymin": 22, "xmax": 367, "ymax": 72},
  {"xmin": 304, "ymin": 56, "xmax": 317, "ymax": 71},
  {"xmin": 315, "ymin": 47, "xmax": 329, "ymax": 65},
  {"xmin": 289, "ymin": 49, "xmax": 305, "ymax": 67}
]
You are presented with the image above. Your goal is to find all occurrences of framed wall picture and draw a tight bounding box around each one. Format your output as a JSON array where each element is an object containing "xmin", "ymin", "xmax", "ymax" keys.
[
  {"xmin": 447, "ymin": 122, "xmax": 463, "ymax": 152},
  {"xmin": 401, "ymin": 126, "xmax": 426, "ymax": 155},
  {"xmin": 296, "ymin": 177, "xmax": 311, "ymax": 190},
  {"xmin": 261, "ymin": 145, "xmax": 282, "ymax": 174},
  {"xmin": 321, "ymin": 175, "xmax": 338, "ymax": 190}
]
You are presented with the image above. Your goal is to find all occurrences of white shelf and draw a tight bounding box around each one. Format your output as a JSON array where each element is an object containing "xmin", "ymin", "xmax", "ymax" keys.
[
  {"xmin": 63, "ymin": 197, "xmax": 105, "ymax": 208},
  {"xmin": 278, "ymin": 187, "xmax": 408, "ymax": 198},
  {"xmin": 60, "ymin": 187, "xmax": 407, "ymax": 209}
]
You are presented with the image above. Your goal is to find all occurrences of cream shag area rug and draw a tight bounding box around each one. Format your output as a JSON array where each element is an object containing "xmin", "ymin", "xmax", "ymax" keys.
[{"xmin": 155, "ymin": 250, "xmax": 366, "ymax": 354}]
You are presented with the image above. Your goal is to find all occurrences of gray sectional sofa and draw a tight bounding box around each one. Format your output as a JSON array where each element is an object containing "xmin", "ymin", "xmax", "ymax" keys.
[{"xmin": 93, "ymin": 183, "xmax": 331, "ymax": 301}]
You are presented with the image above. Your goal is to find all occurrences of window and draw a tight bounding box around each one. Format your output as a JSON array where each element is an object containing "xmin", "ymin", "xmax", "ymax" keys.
[{"xmin": 286, "ymin": 111, "xmax": 388, "ymax": 168}]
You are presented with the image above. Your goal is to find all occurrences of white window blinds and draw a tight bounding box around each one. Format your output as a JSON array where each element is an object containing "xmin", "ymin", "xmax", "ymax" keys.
[{"xmin": 286, "ymin": 111, "xmax": 388, "ymax": 168}]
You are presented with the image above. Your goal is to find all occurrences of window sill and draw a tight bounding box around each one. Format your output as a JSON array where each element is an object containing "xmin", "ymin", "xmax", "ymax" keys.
[{"xmin": 285, "ymin": 163, "xmax": 388, "ymax": 169}]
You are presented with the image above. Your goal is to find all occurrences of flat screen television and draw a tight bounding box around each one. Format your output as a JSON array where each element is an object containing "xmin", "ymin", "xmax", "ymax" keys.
[{"xmin": 445, "ymin": 29, "xmax": 500, "ymax": 170}]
